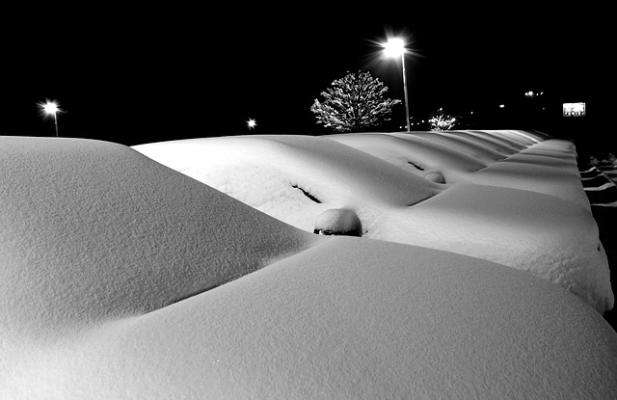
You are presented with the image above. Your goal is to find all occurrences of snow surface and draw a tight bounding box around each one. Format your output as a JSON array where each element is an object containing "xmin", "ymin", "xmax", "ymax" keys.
[
  {"xmin": 0, "ymin": 136, "xmax": 316, "ymax": 340},
  {"xmin": 372, "ymin": 183, "xmax": 612, "ymax": 313},
  {"xmin": 134, "ymin": 135, "xmax": 442, "ymax": 233},
  {"xmin": 135, "ymin": 131, "xmax": 613, "ymax": 313},
  {"xmin": 313, "ymin": 208, "xmax": 362, "ymax": 235},
  {"xmin": 453, "ymin": 130, "xmax": 525, "ymax": 152},
  {"xmin": 581, "ymin": 160, "xmax": 617, "ymax": 206},
  {"xmin": 585, "ymin": 182, "xmax": 616, "ymax": 191},
  {"xmin": 592, "ymin": 201, "xmax": 617, "ymax": 207},
  {"xmin": 327, "ymin": 132, "xmax": 488, "ymax": 183},
  {"xmin": 2, "ymin": 135, "xmax": 616, "ymax": 399},
  {"xmin": 469, "ymin": 139, "xmax": 592, "ymax": 208}
]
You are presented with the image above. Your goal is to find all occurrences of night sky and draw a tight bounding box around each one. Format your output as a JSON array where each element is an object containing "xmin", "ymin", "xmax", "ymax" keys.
[{"xmin": 0, "ymin": 8, "xmax": 603, "ymax": 146}]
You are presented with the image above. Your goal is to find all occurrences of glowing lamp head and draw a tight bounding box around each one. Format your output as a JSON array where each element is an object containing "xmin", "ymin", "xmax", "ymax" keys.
[
  {"xmin": 381, "ymin": 37, "xmax": 407, "ymax": 59},
  {"xmin": 247, "ymin": 118, "xmax": 257, "ymax": 129},
  {"xmin": 40, "ymin": 100, "xmax": 60, "ymax": 116}
]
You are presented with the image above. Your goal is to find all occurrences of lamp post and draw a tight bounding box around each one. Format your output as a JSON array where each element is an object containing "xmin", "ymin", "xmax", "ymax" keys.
[
  {"xmin": 381, "ymin": 37, "xmax": 411, "ymax": 132},
  {"xmin": 39, "ymin": 100, "xmax": 61, "ymax": 136}
]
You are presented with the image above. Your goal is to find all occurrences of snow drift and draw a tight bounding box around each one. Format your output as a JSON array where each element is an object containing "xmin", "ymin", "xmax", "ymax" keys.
[
  {"xmin": 135, "ymin": 130, "xmax": 613, "ymax": 313},
  {"xmin": 327, "ymin": 132, "xmax": 488, "ymax": 183},
  {"xmin": 1, "ymin": 135, "xmax": 616, "ymax": 399},
  {"xmin": 133, "ymin": 135, "xmax": 442, "ymax": 233},
  {"xmin": 469, "ymin": 139, "xmax": 591, "ymax": 207},
  {"xmin": 0, "ymin": 137, "xmax": 315, "ymax": 339}
]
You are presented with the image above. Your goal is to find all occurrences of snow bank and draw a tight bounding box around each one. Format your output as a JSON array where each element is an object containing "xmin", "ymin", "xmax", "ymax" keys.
[
  {"xmin": 372, "ymin": 183, "xmax": 613, "ymax": 313},
  {"xmin": 136, "ymin": 132, "xmax": 613, "ymax": 312},
  {"xmin": 479, "ymin": 129, "xmax": 539, "ymax": 148},
  {"xmin": 452, "ymin": 130, "xmax": 524, "ymax": 154},
  {"xmin": 398, "ymin": 131, "xmax": 508, "ymax": 163},
  {"xmin": 134, "ymin": 135, "xmax": 442, "ymax": 233},
  {"xmin": 0, "ymin": 136, "xmax": 315, "ymax": 341},
  {"xmin": 2, "ymin": 136, "xmax": 616, "ymax": 399},
  {"xmin": 469, "ymin": 140, "xmax": 591, "ymax": 208},
  {"xmin": 327, "ymin": 132, "xmax": 487, "ymax": 183},
  {"xmin": 5, "ymin": 234, "xmax": 617, "ymax": 398}
]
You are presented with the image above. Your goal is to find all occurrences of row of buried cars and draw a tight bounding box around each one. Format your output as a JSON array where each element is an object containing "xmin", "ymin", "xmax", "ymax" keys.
[{"xmin": 1, "ymin": 131, "xmax": 616, "ymax": 399}]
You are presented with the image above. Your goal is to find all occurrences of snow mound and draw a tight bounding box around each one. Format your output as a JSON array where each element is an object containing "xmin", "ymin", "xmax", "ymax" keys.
[
  {"xmin": 327, "ymin": 132, "xmax": 487, "ymax": 183},
  {"xmin": 469, "ymin": 140, "xmax": 591, "ymax": 207},
  {"xmin": 470, "ymin": 129, "xmax": 541, "ymax": 148},
  {"xmin": 398, "ymin": 131, "xmax": 509, "ymax": 163},
  {"xmin": 452, "ymin": 130, "xmax": 525, "ymax": 154},
  {"xmin": 313, "ymin": 208, "xmax": 362, "ymax": 236},
  {"xmin": 2, "ymin": 136, "xmax": 616, "ymax": 399},
  {"xmin": 134, "ymin": 135, "xmax": 442, "ymax": 233},
  {"xmin": 372, "ymin": 183, "xmax": 613, "ymax": 313},
  {"xmin": 135, "ymin": 132, "xmax": 613, "ymax": 312},
  {"xmin": 0, "ymin": 136, "xmax": 315, "ymax": 340}
]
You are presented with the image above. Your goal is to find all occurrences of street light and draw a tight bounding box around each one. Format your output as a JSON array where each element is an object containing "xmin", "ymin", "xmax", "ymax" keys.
[
  {"xmin": 39, "ymin": 100, "xmax": 61, "ymax": 136},
  {"xmin": 247, "ymin": 118, "xmax": 257, "ymax": 130},
  {"xmin": 381, "ymin": 37, "xmax": 411, "ymax": 132}
]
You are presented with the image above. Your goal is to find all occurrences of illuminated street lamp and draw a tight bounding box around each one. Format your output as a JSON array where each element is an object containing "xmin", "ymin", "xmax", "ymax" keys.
[
  {"xmin": 39, "ymin": 100, "xmax": 61, "ymax": 136},
  {"xmin": 247, "ymin": 118, "xmax": 257, "ymax": 130},
  {"xmin": 381, "ymin": 37, "xmax": 411, "ymax": 132}
]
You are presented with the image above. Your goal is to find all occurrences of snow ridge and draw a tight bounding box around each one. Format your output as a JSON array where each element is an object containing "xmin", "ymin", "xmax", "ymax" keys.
[
  {"xmin": 136, "ymin": 130, "xmax": 614, "ymax": 313},
  {"xmin": 1, "ymin": 132, "xmax": 615, "ymax": 399}
]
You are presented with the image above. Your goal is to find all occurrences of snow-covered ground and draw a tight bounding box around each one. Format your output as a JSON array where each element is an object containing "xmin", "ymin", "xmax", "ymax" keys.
[
  {"xmin": 580, "ymin": 155, "xmax": 617, "ymax": 207},
  {"xmin": 2, "ymin": 134, "xmax": 616, "ymax": 399},
  {"xmin": 135, "ymin": 130, "xmax": 613, "ymax": 313}
]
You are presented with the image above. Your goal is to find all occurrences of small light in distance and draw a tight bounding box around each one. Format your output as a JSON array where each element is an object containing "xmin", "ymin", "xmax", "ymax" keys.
[{"xmin": 247, "ymin": 118, "xmax": 257, "ymax": 129}]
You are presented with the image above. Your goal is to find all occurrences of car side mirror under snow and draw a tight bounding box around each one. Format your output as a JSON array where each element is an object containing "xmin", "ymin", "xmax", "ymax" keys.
[{"xmin": 313, "ymin": 208, "xmax": 362, "ymax": 237}]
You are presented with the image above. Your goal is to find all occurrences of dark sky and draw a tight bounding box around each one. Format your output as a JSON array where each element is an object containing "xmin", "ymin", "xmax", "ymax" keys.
[{"xmin": 0, "ymin": 7, "xmax": 603, "ymax": 146}]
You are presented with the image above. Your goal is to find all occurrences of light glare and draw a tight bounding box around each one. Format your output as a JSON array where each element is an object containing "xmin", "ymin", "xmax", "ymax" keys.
[
  {"xmin": 40, "ymin": 100, "xmax": 60, "ymax": 116},
  {"xmin": 381, "ymin": 37, "xmax": 406, "ymax": 59},
  {"xmin": 247, "ymin": 118, "xmax": 257, "ymax": 129}
]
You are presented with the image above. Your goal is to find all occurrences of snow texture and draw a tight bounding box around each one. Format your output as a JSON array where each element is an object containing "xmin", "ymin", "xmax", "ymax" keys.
[
  {"xmin": 0, "ymin": 136, "xmax": 315, "ymax": 340},
  {"xmin": 469, "ymin": 139, "xmax": 591, "ymax": 208},
  {"xmin": 134, "ymin": 135, "xmax": 442, "ymax": 233},
  {"xmin": 136, "ymin": 130, "xmax": 613, "ymax": 313},
  {"xmin": 327, "ymin": 132, "xmax": 488, "ymax": 183},
  {"xmin": 2, "ymin": 134, "xmax": 616, "ymax": 399}
]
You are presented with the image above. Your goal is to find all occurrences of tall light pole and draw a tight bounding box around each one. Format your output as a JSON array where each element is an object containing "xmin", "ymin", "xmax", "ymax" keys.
[
  {"xmin": 381, "ymin": 37, "xmax": 411, "ymax": 132},
  {"xmin": 39, "ymin": 100, "xmax": 61, "ymax": 136}
]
